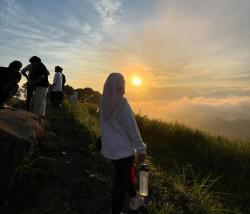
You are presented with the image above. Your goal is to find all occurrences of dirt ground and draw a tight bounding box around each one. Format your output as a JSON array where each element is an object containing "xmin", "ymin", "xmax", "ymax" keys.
[{"xmin": 4, "ymin": 110, "xmax": 114, "ymax": 214}]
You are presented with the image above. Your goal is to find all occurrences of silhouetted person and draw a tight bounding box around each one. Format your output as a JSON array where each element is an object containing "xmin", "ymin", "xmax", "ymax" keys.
[
  {"xmin": 61, "ymin": 70, "xmax": 66, "ymax": 88},
  {"xmin": 50, "ymin": 66, "xmax": 63, "ymax": 110},
  {"xmin": 58, "ymin": 67, "xmax": 66, "ymax": 102},
  {"xmin": 100, "ymin": 73, "xmax": 146, "ymax": 214},
  {"xmin": 0, "ymin": 60, "xmax": 22, "ymax": 107},
  {"xmin": 29, "ymin": 57, "xmax": 49, "ymax": 117},
  {"xmin": 21, "ymin": 56, "xmax": 41, "ymax": 111}
]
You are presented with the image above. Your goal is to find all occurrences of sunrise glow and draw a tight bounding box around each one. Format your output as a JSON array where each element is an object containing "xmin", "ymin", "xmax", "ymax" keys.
[
  {"xmin": 1, "ymin": 0, "xmax": 250, "ymax": 140},
  {"xmin": 132, "ymin": 77, "xmax": 142, "ymax": 86}
]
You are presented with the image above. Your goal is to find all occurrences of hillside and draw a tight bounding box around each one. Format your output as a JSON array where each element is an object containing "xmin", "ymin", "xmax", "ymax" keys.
[
  {"xmin": 1, "ymin": 102, "xmax": 249, "ymax": 213},
  {"xmin": 1, "ymin": 105, "xmax": 113, "ymax": 214},
  {"xmin": 136, "ymin": 114, "xmax": 250, "ymax": 213}
]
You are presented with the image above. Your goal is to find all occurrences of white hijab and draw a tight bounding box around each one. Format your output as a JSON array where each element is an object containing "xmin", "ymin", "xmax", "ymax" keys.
[{"xmin": 100, "ymin": 73, "xmax": 125, "ymax": 120}]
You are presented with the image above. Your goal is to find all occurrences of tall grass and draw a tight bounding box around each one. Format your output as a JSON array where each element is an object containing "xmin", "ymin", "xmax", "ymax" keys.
[
  {"xmin": 63, "ymin": 102, "xmax": 250, "ymax": 213},
  {"xmin": 136, "ymin": 114, "xmax": 250, "ymax": 213},
  {"xmin": 63, "ymin": 101, "xmax": 100, "ymax": 144}
]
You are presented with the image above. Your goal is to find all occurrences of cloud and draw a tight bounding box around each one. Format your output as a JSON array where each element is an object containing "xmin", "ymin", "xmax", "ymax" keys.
[
  {"xmin": 2, "ymin": 0, "xmax": 250, "ymax": 89},
  {"xmin": 104, "ymin": 0, "xmax": 250, "ymax": 87},
  {"xmin": 126, "ymin": 84, "xmax": 250, "ymax": 140},
  {"xmin": 130, "ymin": 95, "xmax": 250, "ymax": 139},
  {"xmin": 86, "ymin": 0, "xmax": 123, "ymax": 27},
  {"xmin": 1, "ymin": 0, "xmax": 249, "ymax": 139},
  {"xmin": 0, "ymin": 0, "xmax": 110, "ymax": 88},
  {"xmin": 0, "ymin": 0, "xmax": 103, "ymax": 50},
  {"xmin": 126, "ymin": 85, "xmax": 250, "ymax": 103}
]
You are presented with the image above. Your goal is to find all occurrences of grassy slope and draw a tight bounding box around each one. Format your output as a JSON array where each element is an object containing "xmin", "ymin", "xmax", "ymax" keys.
[
  {"xmin": 67, "ymin": 102, "xmax": 250, "ymax": 213},
  {"xmin": 2, "ymin": 103, "xmax": 113, "ymax": 214},
  {"xmin": 136, "ymin": 115, "xmax": 250, "ymax": 213},
  {"xmin": 5, "ymin": 101, "xmax": 249, "ymax": 214}
]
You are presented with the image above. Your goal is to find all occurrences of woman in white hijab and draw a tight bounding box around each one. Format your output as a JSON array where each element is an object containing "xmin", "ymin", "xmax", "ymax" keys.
[{"xmin": 100, "ymin": 73, "xmax": 146, "ymax": 214}]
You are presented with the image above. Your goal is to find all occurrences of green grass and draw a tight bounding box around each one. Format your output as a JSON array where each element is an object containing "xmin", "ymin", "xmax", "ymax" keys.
[
  {"xmin": 8, "ymin": 144, "xmax": 48, "ymax": 203},
  {"xmin": 63, "ymin": 101, "xmax": 100, "ymax": 144},
  {"xmin": 63, "ymin": 102, "xmax": 250, "ymax": 213},
  {"xmin": 136, "ymin": 115, "xmax": 250, "ymax": 213}
]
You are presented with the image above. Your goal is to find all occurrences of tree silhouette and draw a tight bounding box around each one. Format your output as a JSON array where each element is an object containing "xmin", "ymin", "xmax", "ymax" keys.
[
  {"xmin": 75, "ymin": 87, "xmax": 101, "ymax": 104},
  {"xmin": 63, "ymin": 85, "xmax": 75, "ymax": 98}
]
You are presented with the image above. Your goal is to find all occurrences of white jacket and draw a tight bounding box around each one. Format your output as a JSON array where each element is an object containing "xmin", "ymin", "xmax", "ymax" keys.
[
  {"xmin": 52, "ymin": 72, "xmax": 62, "ymax": 92},
  {"xmin": 100, "ymin": 98, "xmax": 146, "ymax": 160}
]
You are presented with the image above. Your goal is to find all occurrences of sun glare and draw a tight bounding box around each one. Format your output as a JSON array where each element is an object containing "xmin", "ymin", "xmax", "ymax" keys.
[{"xmin": 132, "ymin": 77, "xmax": 142, "ymax": 86}]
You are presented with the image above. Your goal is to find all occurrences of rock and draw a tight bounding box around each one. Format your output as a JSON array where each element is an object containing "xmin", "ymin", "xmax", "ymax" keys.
[
  {"xmin": 0, "ymin": 108, "xmax": 44, "ymax": 204},
  {"xmin": 0, "ymin": 108, "xmax": 43, "ymax": 143}
]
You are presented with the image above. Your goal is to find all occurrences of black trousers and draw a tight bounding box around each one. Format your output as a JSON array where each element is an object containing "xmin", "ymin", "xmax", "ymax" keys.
[
  {"xmin": 25, "ymin": 82, "xmax": 35, "ymax": 111},
  {"xmin": 50, "ymin": 91, "xmax": 63, "ymax": 109},
  {"xmin": 112, "ymin": 155, "xmax": 137, "ymax": 214}
]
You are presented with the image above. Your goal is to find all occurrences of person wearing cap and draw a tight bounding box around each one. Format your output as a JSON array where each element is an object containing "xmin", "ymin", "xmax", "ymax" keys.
[
  {"xmin": 50, "ymin": 66, "xmax": 63, "ymax": 110},
  {"xmin": 59, "ymin": 67, "xmax": 66, "ymax": 100},
  {"xmin": 0, "ymin": 60, "xmax": 22, "ymax": 108}
]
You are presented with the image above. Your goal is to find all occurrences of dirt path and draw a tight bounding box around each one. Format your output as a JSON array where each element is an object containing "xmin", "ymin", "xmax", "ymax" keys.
[
  {"xmin": 1, "ymin": 105, "xmax": 212, "ymax": 214},
  {"xmin": 2, "ymin": 108, "xmax": 151, "ymax": 214},
  {"xmin": 13, "ymin": 111, "xmax": 113, "ymax": 214}
]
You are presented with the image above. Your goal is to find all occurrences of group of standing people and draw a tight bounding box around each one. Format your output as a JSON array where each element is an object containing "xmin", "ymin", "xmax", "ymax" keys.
[
  {"xmin": 1, "ymin": 60, "xmax": 146, "ymax": 213},
  {"xmin": 0, "ymin": 56, "xmax": 66, "ymax": 117}
]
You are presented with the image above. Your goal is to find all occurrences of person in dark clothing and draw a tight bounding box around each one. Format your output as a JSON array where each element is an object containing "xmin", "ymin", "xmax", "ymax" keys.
[
  {"xmin": 62, "ymin": 72, "xmax": 66, "ymax": 88},
  {"xmin": 21, "ymin": 56, "xmax": 41, "ymax": 111},
  {"xmin": 50, "ymin": 66, "xmax": 63, "ymax": 110},
  {"xmin": 29, "ymin": 59, "xmax": 50, "ymax": 117},
  {"xmin": 0, "ymin": 60, "xmax": 22, "ymax": 107},
  {"xmin": 59, "ymin": 67, "xmax": 66, "ymax": 102}
]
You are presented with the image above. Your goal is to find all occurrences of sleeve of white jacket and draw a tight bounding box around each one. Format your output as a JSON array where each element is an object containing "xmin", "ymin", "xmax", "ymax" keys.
[
  {"xmin": 122, "ymin": 100, "xmax": 146, "ymax": 154},
  {"xmin": 53, "ymin": 73, "xmax": 58, "ymax": 84}
]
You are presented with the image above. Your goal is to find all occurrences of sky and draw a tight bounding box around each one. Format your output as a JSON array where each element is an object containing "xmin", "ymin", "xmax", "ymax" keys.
[{"xmin": 1, "ymin": 0, "xmax": 250, "ymax": 139}]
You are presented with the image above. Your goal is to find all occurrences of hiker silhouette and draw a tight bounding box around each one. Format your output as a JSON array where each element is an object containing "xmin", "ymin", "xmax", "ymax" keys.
[
  {"xmin": 0, "ymin": 60, "xmax": 22, "ymax": 108},
  {"xmin": 21, "ymin": 56, "xmax": 41, "ymax": 111},
  {"xmin": 50, "ymin": 66, "xmax": 64, "ymax": 110},
  {"xmin": 27, "ymin": 56, "xmax": 49, "ymax": 117}
]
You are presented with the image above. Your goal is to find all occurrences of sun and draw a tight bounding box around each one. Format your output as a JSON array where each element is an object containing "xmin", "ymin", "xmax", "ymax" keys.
[{"xmin": 132, "ymin": 77, "xmax": 142, "ymax": 86}]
